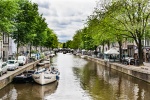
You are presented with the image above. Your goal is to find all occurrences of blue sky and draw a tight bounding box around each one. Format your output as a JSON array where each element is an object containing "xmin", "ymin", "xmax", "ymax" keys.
[{"xmin": 31, "ymin": 0, "xmax": 97, "ymax": 42}]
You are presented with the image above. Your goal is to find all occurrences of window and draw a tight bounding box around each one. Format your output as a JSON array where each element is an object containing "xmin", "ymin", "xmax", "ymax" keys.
[{"xmin": 146, "ymin": 40, "xmax": 150, "ymax": 46}]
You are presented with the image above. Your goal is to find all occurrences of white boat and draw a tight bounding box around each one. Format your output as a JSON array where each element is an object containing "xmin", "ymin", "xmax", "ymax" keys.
[
  {"xmin": 32, "ymin": 67, "xmax": 59, "ymax": 85},
  {"xmin": 41, "ymin": 59, "xmax": 50, "ymax": 67},
  {"xmin": 81, "ymin": 55, "xmax": 85, "ymax": 59}
]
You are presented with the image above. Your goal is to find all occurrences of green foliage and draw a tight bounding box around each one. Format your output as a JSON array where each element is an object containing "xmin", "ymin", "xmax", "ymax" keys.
[
  {"xmin": 32, "ymin": 15, "xmax": 48, "ymax": 47},
  {"xmin": 71, "ymin": 0, "xmax": 150, "ymax": 64},
  {"xmin": 71, "ymin": 28, "xmax": 95, "ymax": 50},
  {"xmin": 72, "ymin": 30, "xmax": 82, "ymax": 49},
  {"xmin": 0, "ymin": 0, "xmax": 19, "ymax": 33},
  {"xmin": 31, "ymin": 50, "xmax": 37, "ymax": 53},
  {"xmin": 0, "ymin": 0, "xmax": 59, "ymax": 58},
  {"xmin": 11, "ymin": 0, "xmax": 39, "ymax": 46},
  {"xmin": 44, "ymin": 28, "xmax": 58, "ymax": 49},
  {"xmin": 65, "ymin": 40, "xmax": 73, "ymax": 48},
  {"xmin": 40, "ymin": 53, "xmax": 45, "ymax": 59},
  {"xmin": 58, "ymin": 42, "xmax": 63, "ymax": 48}
]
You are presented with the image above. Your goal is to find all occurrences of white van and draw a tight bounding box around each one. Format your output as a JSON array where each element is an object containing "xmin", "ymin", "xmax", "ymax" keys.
[
  {"xmin": 18, "ymin": 56, "xmax": 27, "ymax": 66},
  {"xmin": 0, "ymin": 62, "xmax": 8, "ymax": 76}
]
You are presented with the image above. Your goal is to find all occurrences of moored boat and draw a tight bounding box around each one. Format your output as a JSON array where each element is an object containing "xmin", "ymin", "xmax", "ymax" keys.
[
  {"xmin": 81, "ymin": 55, "xmax": 86, "ymax": 59},
  {"xmin": 43, "ymin": 60, "xmax": 50, "ymax": 64},
  {"xmin": 32, "ymin": 67, "xmax": 59, "ymax": 85},
  {"xmin": 13, "ymin": 70, "xmax": 35, "ymax": 83}
]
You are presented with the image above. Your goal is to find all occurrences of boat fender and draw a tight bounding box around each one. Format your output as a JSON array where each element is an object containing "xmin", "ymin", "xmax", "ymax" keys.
[{"xmin": 56, "ymin": 75, "xmax": 59, "ymax": 80}]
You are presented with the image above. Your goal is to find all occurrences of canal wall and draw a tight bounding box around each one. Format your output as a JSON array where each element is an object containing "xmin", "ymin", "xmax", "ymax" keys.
[{"xmin": 83, "ymin": 55, "xmax": 150, "ymax": 83}]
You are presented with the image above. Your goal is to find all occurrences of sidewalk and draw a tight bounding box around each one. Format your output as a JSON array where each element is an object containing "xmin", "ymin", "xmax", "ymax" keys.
[
  {"xmin": 126, "ymin": 64, "xmax": 150, "ymax": 74},
  {"xmin": 110, "ymin": 60, "xmax": 150, "ymax": 74}
]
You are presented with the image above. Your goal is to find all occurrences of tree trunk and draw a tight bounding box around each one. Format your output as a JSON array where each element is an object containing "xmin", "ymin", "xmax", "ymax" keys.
[
  {"xmin": 29, "ymin": 44, "xmax": 31, "ymax": 57},
  {"xmin": 17, "ymin": 34, "xmax": 19, "ymax": 60},
  {"xmin": 138, "ymin": 38, "xmax": 143, "ymax": 65},
  {"xmin": 102, "ymin": 43, "xmax": 104, "ymax": 53},
  {"xmin": 17, "ymin": 43, "xmax": 19, "ymax": 60},
  {"xmin": 40, "ymin": 46, "xmax": 42, "ymax": 52},
  {"xmin": 107, "ymin": 41, "xmax": 110, "ymax": 50},
  {"xmin": 118, "ymin": 41, "xmax": 122, "ymax": 63},
  {"xmin": 36, "ymin": 46, "xmax": 37, "ymax": 51}
]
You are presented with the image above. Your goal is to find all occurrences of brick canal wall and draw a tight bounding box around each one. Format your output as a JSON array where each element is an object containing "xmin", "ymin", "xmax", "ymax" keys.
[
  {"xmin": 84, "ymin": 55, "xmax": 150, "ymax": 83},
  {"xmin": 0, "ymin": 60, "xmax": 40, "ymax": 90}
]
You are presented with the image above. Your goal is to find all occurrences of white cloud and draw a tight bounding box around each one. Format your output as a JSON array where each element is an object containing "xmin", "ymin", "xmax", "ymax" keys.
[{"xmin": 31, "ymin": 0, "xmax": 97, "ymax": 42}]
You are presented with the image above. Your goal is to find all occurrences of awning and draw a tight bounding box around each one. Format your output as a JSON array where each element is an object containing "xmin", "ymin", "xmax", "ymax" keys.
[{"xmin": 104, "ymin": 48, "xmax": 119, "ymax": 55}]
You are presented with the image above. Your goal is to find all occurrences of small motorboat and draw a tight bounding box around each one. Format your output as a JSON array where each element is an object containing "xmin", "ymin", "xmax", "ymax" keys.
[
  {"xmin": 13, "ymin": 70, "xmax": 35, "ymax": 83},
  {"xmin": 39, "ymin": 59, "xmax": 50, "ymax": 67},
  {"xmin": 32, "ymin": 67, "xmax": 59, "ymax": 85},
  {"xmin": 80, "ymin": 55, "xmax": 86, "ymax": 59},
  {"xmin": 50, "ymin": 53, "xmax": 55, "ymax": 57},
  {"xmin": 41, "ymin": 59, "xmax": 50, "ymax": 65}
]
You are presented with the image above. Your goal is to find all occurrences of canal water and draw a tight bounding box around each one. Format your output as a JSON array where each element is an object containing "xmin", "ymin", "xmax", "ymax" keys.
[{"xmin": 0, "ymin": 53, "xmax": 150, "ymax": 100}]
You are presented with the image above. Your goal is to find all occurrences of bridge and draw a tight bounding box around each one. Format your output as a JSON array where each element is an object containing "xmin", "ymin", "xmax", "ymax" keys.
[{"xmin": 56, "ymin": 48, "xmax": 73, "ymax": 54}]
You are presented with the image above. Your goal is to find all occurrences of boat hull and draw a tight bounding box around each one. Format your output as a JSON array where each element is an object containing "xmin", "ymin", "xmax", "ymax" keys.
[
  {"xmin": 32, "ymin": 73, "xmax": 57, "ymax": 85},
  {"xmin": 13, "ymin": 70, "xmax": 35, "ymax": 83}
]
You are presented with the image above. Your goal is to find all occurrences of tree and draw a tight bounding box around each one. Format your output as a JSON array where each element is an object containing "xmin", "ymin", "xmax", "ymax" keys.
[
  {"xmin": 65, "ymin": 40, "xmax": 73, "ymax": 48},
  {"xmin": 0, "ymin": 0, "xmax": 19, "ymax": 33},
  {"xmin": 87, "ymin": 0, "xmax": 150, "ymax": 64},
  {"xmin": 11, "ymin": 0, "xmax": 39, "ymax": 57},
  {"xmin": 104, "ymin": 0, "xmax": 150, "ymax": 65},
  {"xmin": 81, "ymin": 27, "xmax": 95, "ymax": 50},
  {"xmin": 86, "ymin": 12, "xmax": 115, "ymax": 53},
  {"xmin": 44, "ymin": 28, "xmax": 58, "ymax": 50},
  {"xmin": 72, "ymin": 30, "xmax": 82, "ymax": 49},
  {"xmin": 72, "ymin": 27, "xmax": 95, "ymax": 50},
  {"xmin": 32, "ymin": 15, "xmax": 47, "ymax": 49}
]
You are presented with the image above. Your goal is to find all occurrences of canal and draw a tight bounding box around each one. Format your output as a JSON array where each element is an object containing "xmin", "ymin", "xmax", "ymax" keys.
[{"xmin": 0, "ymin": 53, "xmax": 150, "ymax": 100}]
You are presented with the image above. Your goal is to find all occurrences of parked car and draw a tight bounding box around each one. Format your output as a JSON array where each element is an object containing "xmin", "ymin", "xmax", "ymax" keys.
[
  {"xmin": 18, "ymin": 56, "xmax": 27, "ymax": 66},
  {"xmin": 8, "ymin": 55, "xmax": 16, "ymax": 60},
  {"xmin": 0, "ymin": 62, "xmax": 8, "ymax": 76},
  {"xmin": 122, "ymin": 57, "xmax": 135, "ymax": 65},
  {"xmin": 31, "ymin": 53, "xmax": 37, "ymax": 60},
  {"xmin": 7, "ymin": 60, "xmax": 19, "ymax": 71},
  {"xmin": 50, "ymin": 53, "xmax": 55, "ymax": 57}
]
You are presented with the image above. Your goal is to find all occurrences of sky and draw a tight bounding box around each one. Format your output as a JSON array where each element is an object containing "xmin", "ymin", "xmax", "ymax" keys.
[{"xmin": 31, "ymin": 0, "xmax": 97, "ymax": 43}]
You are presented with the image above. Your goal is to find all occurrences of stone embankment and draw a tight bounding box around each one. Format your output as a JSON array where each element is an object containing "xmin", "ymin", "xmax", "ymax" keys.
[{"xmin": 80, "ymin": 55, "xmax": 150, "ymax": 83}]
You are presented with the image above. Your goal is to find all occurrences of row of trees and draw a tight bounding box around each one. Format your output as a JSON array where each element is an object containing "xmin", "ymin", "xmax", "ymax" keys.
[
  {"xmin": 66, "ymin": 0, "xmax": 150, "ymax": 65},
  {"xmin": 0, "ymin": 0, "xmax": 58, "ymax": 56}
]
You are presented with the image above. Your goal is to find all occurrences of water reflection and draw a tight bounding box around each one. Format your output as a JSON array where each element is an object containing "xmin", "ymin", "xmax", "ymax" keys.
[
  {"xmin": 45, "ymin": 53, "xmax": 92, "ymax": 100},
  {"xmin": 0, "ymin": 81, "xmax": 58, "ymax": 100},
  {"xmin": 0, "ymin": 84, "xmax": 17, "ymax": 100},
  {"xmin": 77, "ymin": 61, "xmax": 150, "ymax": 100},
  {"xmin": 32, "ymin": 81, "xmax": 58, "ymax": 98}
]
